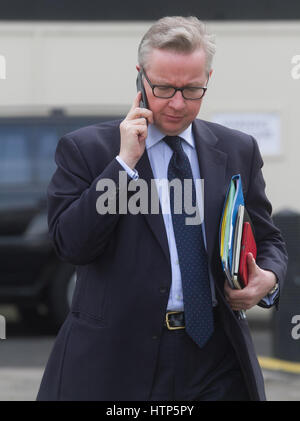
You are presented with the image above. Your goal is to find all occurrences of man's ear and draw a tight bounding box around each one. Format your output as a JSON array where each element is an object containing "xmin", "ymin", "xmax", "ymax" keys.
[{"xmin": 136, "ymin": 64, "xmax": 141, "ymax": 72}]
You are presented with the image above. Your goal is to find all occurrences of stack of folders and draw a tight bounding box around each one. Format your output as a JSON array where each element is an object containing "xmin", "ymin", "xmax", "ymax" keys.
[{"xmin": 219, "ymin": 175, "xmax": 257, "ymax": 318}]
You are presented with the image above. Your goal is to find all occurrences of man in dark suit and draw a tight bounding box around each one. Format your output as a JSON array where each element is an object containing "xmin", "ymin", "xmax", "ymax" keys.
[{"xmin": 37, "ymin": 16, "xmax": 287, "ymax": 401}]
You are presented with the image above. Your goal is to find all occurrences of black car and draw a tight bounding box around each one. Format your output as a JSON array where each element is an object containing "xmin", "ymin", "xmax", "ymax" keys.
[{"xmin": 0, "ymin": 111, "xmax": 117, "ymax": 328}]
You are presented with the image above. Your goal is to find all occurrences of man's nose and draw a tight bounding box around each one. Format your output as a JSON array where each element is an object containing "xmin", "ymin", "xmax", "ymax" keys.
[{"xmin": 168, "ymin": 90, "xmax": 185, "ymax": 110}]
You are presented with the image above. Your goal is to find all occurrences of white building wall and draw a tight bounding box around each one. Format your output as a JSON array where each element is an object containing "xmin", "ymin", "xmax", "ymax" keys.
[{"xmin": 0, "ymin": 21, "xmax": 299, "ymax": 212}]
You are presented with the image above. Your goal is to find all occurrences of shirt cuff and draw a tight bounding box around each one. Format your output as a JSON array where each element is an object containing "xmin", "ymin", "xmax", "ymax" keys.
[
  {"xmin": 259, "ymin": 283, "xmax": 279, "ymax": 308},
  {"xmin": 116, "ymin": 156, "xmax": 139, "ymax": 180}
]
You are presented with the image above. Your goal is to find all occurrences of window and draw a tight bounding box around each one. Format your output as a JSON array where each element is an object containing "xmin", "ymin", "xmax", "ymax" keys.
[
  {"xmin": 33, "ymin": 127, "xmax": 58, "ymax": 183},
  {"xmin": 0, "ymin": 115, "xmax": 116, "ymax": 187},
  {"xmin": 0, "ymin": 128, "xmax": 33, "ymax": 185}
]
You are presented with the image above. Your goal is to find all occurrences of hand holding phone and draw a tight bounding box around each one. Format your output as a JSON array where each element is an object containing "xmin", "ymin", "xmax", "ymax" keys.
[{"xmin": 119, "ymin": 80, "xmax": 153, "ymax": 169}]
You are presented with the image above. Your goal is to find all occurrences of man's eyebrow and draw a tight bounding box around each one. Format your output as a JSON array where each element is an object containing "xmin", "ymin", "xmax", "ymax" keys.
[
  {"xmin": 150, "ymin": 77, "xmax": 172, "ymax": 85},
  {"xmin": 152, "ymin": 78, "xmax": 205, "ymax": 87},
  {"xmin": 149, "ymin": 74, "xmax": 207, "ymax": 86}
]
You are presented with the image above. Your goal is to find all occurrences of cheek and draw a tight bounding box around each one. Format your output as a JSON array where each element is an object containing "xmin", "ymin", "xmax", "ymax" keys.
[
  {"xmin": 148, "ymin": 98, "xmax": 166, "ymax": 116},
  {"xmin": 188, "ymin": 101, "xmax": 202, "ymax": 118}
]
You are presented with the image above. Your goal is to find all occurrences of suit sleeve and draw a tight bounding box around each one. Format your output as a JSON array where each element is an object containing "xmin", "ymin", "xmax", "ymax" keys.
[
  {"xmin": 47, "ymin": 135, "xmax": 129, "ymax": 265},
  {"xmin": 245, "ymin": 136, "xmax": 288, "ymax": 308}
]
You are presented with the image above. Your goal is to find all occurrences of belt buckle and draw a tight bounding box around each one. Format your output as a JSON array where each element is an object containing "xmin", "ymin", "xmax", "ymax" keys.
[{"xmin": 165, "ymin": 311, "xmax": 185, "ymax": 330}]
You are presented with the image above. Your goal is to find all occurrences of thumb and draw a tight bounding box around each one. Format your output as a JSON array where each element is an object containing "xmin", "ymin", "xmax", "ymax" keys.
[{"xmin": 247, "ymin": 252, "xmax": 257, "ymax": 279}]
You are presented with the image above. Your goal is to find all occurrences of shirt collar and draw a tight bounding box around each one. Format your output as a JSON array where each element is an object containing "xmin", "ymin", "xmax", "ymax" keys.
[{"xmin": 146, "ymin": 123, "xmax": 194, "ymax": 150}]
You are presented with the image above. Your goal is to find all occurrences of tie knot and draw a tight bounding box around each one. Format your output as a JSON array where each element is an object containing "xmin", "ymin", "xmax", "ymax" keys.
[{"xmin": 163, "ymin": 136, "xmax": 183, "ymax": 154}]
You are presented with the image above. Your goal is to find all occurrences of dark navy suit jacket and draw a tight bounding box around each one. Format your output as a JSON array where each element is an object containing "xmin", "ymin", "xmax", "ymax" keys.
[{"xmin": 37, "ymin": 119, "xmax": 288, "ymax": 401}]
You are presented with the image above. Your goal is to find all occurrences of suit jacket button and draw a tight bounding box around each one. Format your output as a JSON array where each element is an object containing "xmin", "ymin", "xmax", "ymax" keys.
[
  {"xmin": 160, "ymin": 287, "xmax": 167, "ymax": 294},
  {"xmin": 152, "ymin": 335, "xmax": 158, "ymax": 340}
]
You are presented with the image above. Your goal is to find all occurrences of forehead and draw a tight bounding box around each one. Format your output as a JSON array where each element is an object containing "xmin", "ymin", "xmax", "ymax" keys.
[{"xmin": 145, "ymin": 48, "xmax": 207, "ymax": 83}]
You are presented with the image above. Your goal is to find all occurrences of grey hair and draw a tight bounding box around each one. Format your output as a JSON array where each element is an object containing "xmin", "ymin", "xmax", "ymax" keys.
[{"xmin": 138, "ymin": 16, "xmax": 216, "ymax": 73}]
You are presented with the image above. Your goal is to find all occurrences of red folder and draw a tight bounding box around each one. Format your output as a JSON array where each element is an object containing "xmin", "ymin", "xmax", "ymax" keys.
[{"xmin": 238, "ymin": 222, "xmax": 257, "ymax": 287}]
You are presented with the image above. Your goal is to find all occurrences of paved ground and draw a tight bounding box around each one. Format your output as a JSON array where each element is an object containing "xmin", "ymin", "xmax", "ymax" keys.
[{"xmin": 0, "ymin": 305, "xmax": 299, "ymax": 401}]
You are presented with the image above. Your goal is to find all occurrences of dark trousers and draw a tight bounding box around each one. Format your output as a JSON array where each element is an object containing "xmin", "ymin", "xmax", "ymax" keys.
[{"xmin": 149, "ymin": 309, "xmax": 250, "ymax": 401}]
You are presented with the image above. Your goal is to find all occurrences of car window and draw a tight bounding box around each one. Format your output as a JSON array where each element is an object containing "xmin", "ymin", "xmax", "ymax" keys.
[
  {"xmin": 0, "ymin": 127, "xmax": 33, "ymax": 185},
  {"xmin": 33, "ymin": 127, "xmax": 58, "ymax": 183},
  {"xmin": 0, "ymin": 116, "xmax": 118, "ymax": 188}
]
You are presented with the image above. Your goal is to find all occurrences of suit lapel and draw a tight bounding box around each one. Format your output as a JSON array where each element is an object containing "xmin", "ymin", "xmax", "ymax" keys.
[
  {"xmin": 135, "ymin": 151, "xmax": 171, "ymax": 265},
  {"xmin": 192, "ymin": 120, "xmax": 228, "ymax": 265}
]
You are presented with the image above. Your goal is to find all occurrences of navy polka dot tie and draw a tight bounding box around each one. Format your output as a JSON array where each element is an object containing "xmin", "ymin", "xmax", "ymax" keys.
[{"xmin": 164, "ymin": 136, "xmax": 214, "ymax": 348}]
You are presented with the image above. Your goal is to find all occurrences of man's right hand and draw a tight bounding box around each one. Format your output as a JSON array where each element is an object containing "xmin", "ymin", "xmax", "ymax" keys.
[{"xmin": 119, "ymin": 92, "xmax": 153, "ymax": 169}]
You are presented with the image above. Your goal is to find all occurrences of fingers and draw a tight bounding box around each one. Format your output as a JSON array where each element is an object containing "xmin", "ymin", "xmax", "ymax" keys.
[
  {"xmin": 127, "ymin": 107, "xmax": 153, "ymax": 124},
  {"xmin": 131, "ymin": 91, "xmax": 142, "ymax": 110},
  {"xmin": 224, "ymin": 255, "xmax": 267, "ymax": 311},
  {"xmin": 224, "ymin": 278, "xmax": 250, "ymax": 311},
  {"xmin": 225, "ymin": 286, "xmax": 255, "ymax": 311},
  {"xmin": 118, "ymin": 93, "xmax": 153, "ymax": 169},
  {"xmin": 120, "ymin": 121, "xmax": 148, "ymax": 142},
  {"xmin": 127, "ymin": 92, "xmax": 153, "ymax": 124},
  {"xmin": 130, "ymin": 91, "xmax": 144, "ymax": 112},
  {"xmin": 129, "ymin": 117, "xmax": 150, "ymax": 126}
]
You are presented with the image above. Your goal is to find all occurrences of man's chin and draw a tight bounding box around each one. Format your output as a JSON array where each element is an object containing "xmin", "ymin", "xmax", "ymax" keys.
[{"xmin": 156, "ymin": 120, "xmax": 190, "ymax": 136}]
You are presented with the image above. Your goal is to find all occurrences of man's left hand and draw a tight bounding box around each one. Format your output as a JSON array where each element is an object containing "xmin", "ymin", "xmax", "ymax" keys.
[{"xmin": 224, "ymin": 253, "xmax": 277, "ymax": 311}]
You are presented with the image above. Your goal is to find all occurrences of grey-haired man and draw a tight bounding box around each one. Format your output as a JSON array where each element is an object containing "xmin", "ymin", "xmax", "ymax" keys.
[{"xmin": 37, "ymin": 16, "xmax": 287, "ymax": 401}]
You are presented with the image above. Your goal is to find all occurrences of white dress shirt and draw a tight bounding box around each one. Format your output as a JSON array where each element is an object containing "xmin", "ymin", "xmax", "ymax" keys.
[{"xmin": 116, "ymin": 123, "xmax": 217, "ymax": 310}]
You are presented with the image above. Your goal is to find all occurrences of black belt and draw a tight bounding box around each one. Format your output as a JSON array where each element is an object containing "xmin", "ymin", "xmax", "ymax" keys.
[{"xmin": 165, "ymin": 307, "xmax": 219, "ymax": 330}]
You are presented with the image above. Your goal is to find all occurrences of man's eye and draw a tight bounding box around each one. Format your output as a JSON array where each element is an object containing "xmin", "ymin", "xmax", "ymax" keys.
[
  {"xmin": 158, "ymin": 86, "xmax": 173, "ymax": 91},
  {"xmin": 184, "ymin": 87, "xmax": 199, "ymax": 92}
]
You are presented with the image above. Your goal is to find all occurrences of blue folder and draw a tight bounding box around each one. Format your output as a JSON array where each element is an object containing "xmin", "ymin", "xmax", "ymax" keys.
[
  {"xmin": 220, "ymin": 174, "xmax": 245, "ymax": 283},
  {"xmin": 219, "ymin": 174, "xmax": 246, "ymax": 319}
]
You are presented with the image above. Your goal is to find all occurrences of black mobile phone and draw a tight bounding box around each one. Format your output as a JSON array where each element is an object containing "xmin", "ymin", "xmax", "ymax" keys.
[{"xmin": 136, "ymin": 71, "xmax": 149, "ymax": 109}]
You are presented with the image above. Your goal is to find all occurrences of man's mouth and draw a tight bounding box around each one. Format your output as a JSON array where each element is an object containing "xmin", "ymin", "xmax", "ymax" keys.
[{"xmin": 165, "ymin": 114, "xmax": 184, "ymax": 121}]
